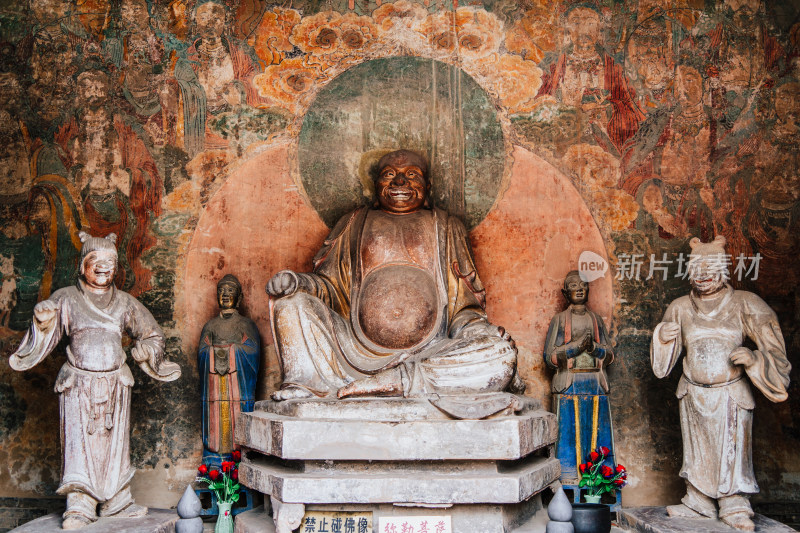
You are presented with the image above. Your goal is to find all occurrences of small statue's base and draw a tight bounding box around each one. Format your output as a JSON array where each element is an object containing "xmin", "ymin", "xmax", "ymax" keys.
[
  {"xmin": 618, "ymin": 506, "xmax": 796, "ymax": 532},
  {"xmin": 9, "ymin": 508, "xmax": 177, "ymax": 532},
  {"xmin": 236, "ymin": 396, "xmax": 560, "ymax": 533}
]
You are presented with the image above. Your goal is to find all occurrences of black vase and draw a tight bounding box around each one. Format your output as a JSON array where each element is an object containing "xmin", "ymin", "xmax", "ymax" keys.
[{"xmin": 571, "ymin": 503, "xmax": 611, "ymax": 533}]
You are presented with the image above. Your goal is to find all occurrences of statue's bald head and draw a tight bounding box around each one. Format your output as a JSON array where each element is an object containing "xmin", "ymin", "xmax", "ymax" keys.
[{"xmin": 376, "ymin": 150, "xmax": 429, "ymax": 182}]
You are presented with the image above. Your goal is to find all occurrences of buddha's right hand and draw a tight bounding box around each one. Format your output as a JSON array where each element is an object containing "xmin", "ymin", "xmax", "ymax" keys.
[
  {"xmin": 33, "ymin": 300, "xmax": 58, "ymax": 326},
  {"xmin": 658, "ymin": 322, "xmax": 680, "ymax": 343},
  {"xmin": 266, "ymin": 270, "xmax": 299, "ymax": 298}
]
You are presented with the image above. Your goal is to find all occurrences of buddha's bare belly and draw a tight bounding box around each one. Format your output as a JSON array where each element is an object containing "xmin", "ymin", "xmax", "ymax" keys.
[{"xmin": 357, "ymin": 264, "xmax": 438, "ymax": 350}]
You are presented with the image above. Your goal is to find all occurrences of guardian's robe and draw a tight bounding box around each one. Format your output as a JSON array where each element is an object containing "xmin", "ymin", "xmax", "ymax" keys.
[
  {"xmin": 10, "ymin": 281, "xmax": 178, "ymax": 502},
  {"xmin": 651, "ymin": 285, "xmax": 790, "ymax": 498}
]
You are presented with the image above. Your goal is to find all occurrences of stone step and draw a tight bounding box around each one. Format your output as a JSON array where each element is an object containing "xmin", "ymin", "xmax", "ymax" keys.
[
  {"xmin": 236, "ymin": 399, "xmax": 557, "ymax": 461},
  {"xmin": 618, "ymin": 507, "xmax": 797, "ymax": 532},
  {"xmin": 9, "ymin": 509, "xmax": 177, "ymax": 533},
  {"xmin": 240, "ymin": 454, "xmax": 561, "ymax": 505}
]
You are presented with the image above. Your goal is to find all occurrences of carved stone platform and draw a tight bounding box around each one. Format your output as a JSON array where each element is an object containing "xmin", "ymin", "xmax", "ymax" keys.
[
  {"xmin": 618, "ymin": 507, "xmax": 797, "ymax": 533},
  {"xmin": 235, "ymin": 396, "xmax": 560, "ymax": 533},
  {"xmin": 10, "ymin": 508, "xmax": 177, "ymax": 532}
]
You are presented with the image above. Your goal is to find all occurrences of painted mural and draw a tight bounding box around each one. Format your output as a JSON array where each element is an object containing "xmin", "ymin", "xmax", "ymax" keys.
[{"xmin": 0, "ymin": 0, "xmax": 798, "ymax": 517}]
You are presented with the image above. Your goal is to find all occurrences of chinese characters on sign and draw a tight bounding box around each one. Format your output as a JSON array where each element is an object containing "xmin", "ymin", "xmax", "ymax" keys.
[
  {"xmin": 378, "ymin": 516, "xmax": 452, "ymax": 533},
  {"xmin": 302, "ymin": 511, "xmax": 372, "ymax": 533}
]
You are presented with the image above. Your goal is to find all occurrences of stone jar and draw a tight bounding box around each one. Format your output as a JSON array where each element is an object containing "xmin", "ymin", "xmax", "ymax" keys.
[{"xmin": 572, "ymin": 503, "xmax": 611, "ymax": 533}]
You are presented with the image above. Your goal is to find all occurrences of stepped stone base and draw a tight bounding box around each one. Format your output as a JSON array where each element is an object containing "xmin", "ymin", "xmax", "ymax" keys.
[{"xmin": 236, "ymin": 397, "xmax": 560, "ymax": 533}]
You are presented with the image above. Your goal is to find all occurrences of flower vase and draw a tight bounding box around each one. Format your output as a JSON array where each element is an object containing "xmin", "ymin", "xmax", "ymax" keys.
[
  {"xmin": 584, "ymin": 494, "xmax": 602, "ymax": 504},
  {"xmin": 215, "ymin": 501, "xmax": 234, "ymax": 533}
]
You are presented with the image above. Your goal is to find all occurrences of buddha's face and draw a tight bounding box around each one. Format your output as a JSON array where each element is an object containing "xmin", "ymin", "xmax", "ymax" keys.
[
  {"xmin": 217, "ymin": 282, "xmax": 239, "ymax": 310},
  {"xmin": 563, "ymin": 276, "xmax": 589, "ymax": 305},
  {"xmin": 82, "ymin": 251, "xmax": 117, "ymax": 290},
  {"xmin": 375, "ymin": 152, "xmax": 429, "ymax": 214}
]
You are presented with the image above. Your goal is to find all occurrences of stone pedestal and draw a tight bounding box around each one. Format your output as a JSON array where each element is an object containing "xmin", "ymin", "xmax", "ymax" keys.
[
  {"xmin": 9, "ymin": 508, "xmax": 177, "ymax": 532},
  {"xmin": 235, "ymin": 396, "xmax": 560, "ymax": 533},
  {"xmin": 618, "ymin": 507, "xmax": 797, "ymax": 533}
]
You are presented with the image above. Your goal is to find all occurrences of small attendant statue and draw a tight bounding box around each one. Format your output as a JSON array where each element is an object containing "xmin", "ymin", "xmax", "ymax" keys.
[
  {"xmin": 651, "ymin": 236, "xmax": 791, "ymax": 531},
  {"xmin": 198, "ymin": 274, "xmax": 260, "ymax": 465},
  {"xmin": 543, "ymin": 270, "xmax": 615, "ymax": 484},
  {"xmin": 10, "ymin": 232, "xmax": 181, "ymax": 529}
]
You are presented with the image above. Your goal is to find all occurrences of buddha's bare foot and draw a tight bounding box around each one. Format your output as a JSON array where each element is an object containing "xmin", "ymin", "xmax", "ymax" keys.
[
  {"xmin": 337, "ymin": 368, "xmax": 403, "ymax": 399},
  {"xmin": 721, "ymin": 512, "xmax": 755, "ymax": 531},
  {"xmin": 667, "ymin": 504, "xmax": 715, "ymax": 519},
  {"xmin": 272, "ymin": 386, "xmax": 314, "ymax": 401}
]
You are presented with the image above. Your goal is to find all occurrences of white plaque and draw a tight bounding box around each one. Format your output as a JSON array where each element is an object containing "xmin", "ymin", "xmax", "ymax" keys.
[
  {"xmin": 301, "ymin": 510, "xmax": 372, "ymax": 532},
  {"xmin": 378, "ymin": 515, "xmax": 452, "ymax": 533}
]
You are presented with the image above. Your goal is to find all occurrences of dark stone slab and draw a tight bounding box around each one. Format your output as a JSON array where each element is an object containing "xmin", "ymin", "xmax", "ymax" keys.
[
  {"xmin": 10, "ymin": 508, "xmax": 177, "ymax": 533},
  {"xmin": 619, "ymin": 507, "xmax": 797, "ymax": 533}
]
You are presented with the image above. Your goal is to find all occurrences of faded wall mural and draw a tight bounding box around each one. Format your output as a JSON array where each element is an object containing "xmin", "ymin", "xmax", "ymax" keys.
[{"xmin": 0, "ymin": 0, "xmax": 798, "ymax": 517}]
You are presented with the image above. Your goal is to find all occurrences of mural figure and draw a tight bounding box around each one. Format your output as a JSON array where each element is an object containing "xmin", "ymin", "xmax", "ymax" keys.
[
  {"xmin": 544, "ymin": 270, "xmax": 615, "ymax": 483},
  {"xmin": 743, "ymin": 81, "xmax": 800, "ymax": 294},
  {"xmin": 266, "ymin": 149, "xmax": 522, "ymax": 402},
  {"xmin": 537, "ymin": 6, "xmax": 644, "ymax": 155},
  {"xmin": 626, "ymin": 19, "xmax": 675, "ymax": 114},
  {"xmin": 103, "ymin": 0, "xmax": 174, "ymax": 147},
  {"xmin": 27, "ymin": 36, "xmax": 78, "ymax": 138},
  {"xmin": 0, "ymin": 68, "xmax": 86, "ymax": 326},
  {"xmin": 624, "ymin": 63, "xmax": 716, "ymax": 251},
  {"xmin": 198, "ymin": 274, "xmax": 260, "ymax": 466},
  {"xmin": 25, "ymin": 0, "xmax": 90, "ymax": 50},
  {"xmin": 9, "ymin": 232, "xmax": 181, "ymax": 530},
  {"xmin": 701, "ymin": 0, "xmax": 781, "ymax": 142},
  {"xmin": 170, "ymin": 0, "xmax": 263, "ymax": 156},
  {"xmin": 651, "ymin": 235, "xmax": 790, "ymax": 531},
  {"xmin": 58, "ymin": 69, "xmax": 163, "ymax": 296}
]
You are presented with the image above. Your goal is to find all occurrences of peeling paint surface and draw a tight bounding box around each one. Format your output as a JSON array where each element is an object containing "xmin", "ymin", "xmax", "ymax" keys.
[{"xmin": 0, "ymin": 0, "xmax": 797, "ymax": 517}]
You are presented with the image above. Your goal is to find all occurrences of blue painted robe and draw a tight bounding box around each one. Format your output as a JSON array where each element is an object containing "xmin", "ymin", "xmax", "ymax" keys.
[
  {"xmin": 544, "ymin": 306, "xmax": 616, "ymax": 483},
  {"xmin": 198, "ymin": 310, "xmax": 260, "ymax": 464}
]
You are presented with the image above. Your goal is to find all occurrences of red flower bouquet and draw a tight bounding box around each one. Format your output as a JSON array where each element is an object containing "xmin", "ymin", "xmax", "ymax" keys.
[
  {"xmin": 197, "ymin": 453, "xmax": 243, "ymax": 504},
  {"xmin": 578, "ymin": 446, "xmax": 628, "ymax": 497}
]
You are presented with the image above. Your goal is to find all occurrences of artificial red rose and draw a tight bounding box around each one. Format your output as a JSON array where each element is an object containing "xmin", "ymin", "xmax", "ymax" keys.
[
  {"xmin": 589, "ymin": 451, "xmax": 600, "ymax": 463},
  {"xmin": 232, "ymin": 469, "xmax": 239, "ymax": 481},
  {"xmin": 579, "ymin": 463, "xmax": 587, "ymax": 473},
  {"xmin": 601, "ymin": 465, "xmax": 614, "ymax": 478},
  {"xmin": 209, "ymin": 469, "xmax": 220, "ymax": 480},
  {"xmin": 616, "ymin": 464, "xmax": 626, "ymax": 473},
  {"xmin": 614, "ymin": 478, "xmax": 625, "ymax": 485},
  {"xmin": 599, "ymin": 446, "xmax": 610, "ymax": 456},
  {"xmin": 198, "ymin": 464, "xmax": 208, "ymax": 475},
  {"xmin": 232, "ymin": 450, "xmax": 242, "ymax": 462},
  {"xmin": 222, "ymin": 461, "xmax": 232, "ymax": 473}
]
